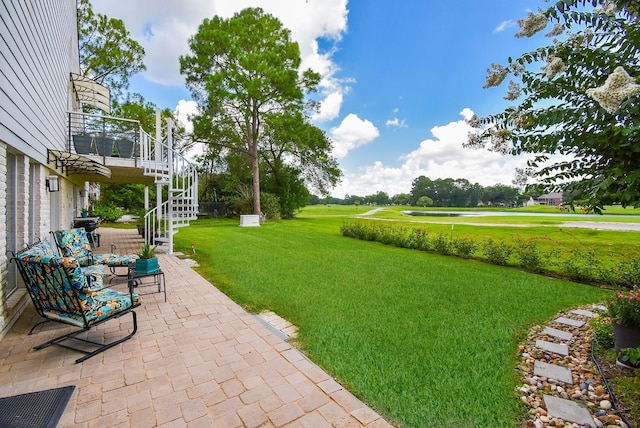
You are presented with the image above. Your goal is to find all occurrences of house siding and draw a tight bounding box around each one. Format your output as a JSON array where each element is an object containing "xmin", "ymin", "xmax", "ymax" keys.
[
  {"xmin": 0, "ymin": 0, "xmax": 79, "ymax": 339},
  {"xmin": 0, "ymin": 0, "xmax": 78, "ymax": 163}
]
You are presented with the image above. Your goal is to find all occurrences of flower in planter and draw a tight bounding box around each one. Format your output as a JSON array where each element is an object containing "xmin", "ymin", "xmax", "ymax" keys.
[
  {"xmin": 589, "ymin": 313, "xmax": 614, "ymax": 349},
  {"xmin": 607, "ymin": 287, "xmax": 640, "ymax": 328}
]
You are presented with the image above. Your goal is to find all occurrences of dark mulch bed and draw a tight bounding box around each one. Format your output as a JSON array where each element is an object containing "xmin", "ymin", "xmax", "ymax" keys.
[{"xmin": 593, "ymin": 346, "xmax": 640, "ymax": 427}]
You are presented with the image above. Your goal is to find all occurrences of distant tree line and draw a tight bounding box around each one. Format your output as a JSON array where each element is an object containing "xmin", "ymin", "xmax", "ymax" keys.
[{"xmin": 313, "ymin": 176, "xmax": 538, "ymax": 207}]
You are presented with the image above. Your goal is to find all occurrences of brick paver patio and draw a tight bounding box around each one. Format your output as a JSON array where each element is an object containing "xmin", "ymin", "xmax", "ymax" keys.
[{"xmin": 0, "ymin": 227, "xmax": 392, "ymax": 427}]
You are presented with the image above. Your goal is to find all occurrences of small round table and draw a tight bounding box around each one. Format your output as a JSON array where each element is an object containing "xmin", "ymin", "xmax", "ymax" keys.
[{"xmin": 127, "ymin": 264, "xmax": 166, "ymax": 302}]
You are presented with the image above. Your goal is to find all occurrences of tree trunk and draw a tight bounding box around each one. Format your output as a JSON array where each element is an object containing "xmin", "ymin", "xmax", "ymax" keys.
[
  {"xmin": 249, "ymin": 133, "xmax": 261, "ymax": 216},
  {"xmin": 251, "ymin": 150, "xmax": 261, "ymax": 215}
]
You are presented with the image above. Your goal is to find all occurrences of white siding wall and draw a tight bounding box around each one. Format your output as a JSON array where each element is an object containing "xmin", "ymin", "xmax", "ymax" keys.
[
  {"xmin": 0, "ymin": 0, "xmax": 79, "ymax": 338},
  {"xmin": 0, "ymin": 0, "xmax": 79, "ymax": 163}
]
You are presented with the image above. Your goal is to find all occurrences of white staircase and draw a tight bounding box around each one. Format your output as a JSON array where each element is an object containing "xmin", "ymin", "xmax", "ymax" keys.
[{"xmin": 140, "ymin": 119, "xmax": 198, "ymax": 254}]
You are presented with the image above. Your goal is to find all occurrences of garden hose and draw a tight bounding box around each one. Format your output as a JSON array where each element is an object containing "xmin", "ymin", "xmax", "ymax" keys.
[{"xmin": 590, "ymin": 338, "xmax": 632, "ymax": 427}]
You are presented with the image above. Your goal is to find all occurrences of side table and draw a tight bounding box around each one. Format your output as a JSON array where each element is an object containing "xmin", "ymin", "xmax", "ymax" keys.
[{"xmin": 128, "ymin": 264, "xmax": 166, "ymax": 302}]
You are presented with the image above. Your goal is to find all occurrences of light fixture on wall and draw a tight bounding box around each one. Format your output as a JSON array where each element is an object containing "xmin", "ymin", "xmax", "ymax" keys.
[{"xmin": 46, "ymin": 175, "xmax": 60, "ymax": 192}]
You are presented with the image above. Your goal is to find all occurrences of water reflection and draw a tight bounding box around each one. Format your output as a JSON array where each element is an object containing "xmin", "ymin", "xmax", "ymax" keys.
[{"xmin": 401, "ymin": 210, "xmax": 631, "ymax": 218}]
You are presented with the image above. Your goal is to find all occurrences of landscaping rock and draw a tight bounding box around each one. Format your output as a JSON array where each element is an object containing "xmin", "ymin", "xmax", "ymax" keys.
[{"xmin": 518, "ymin": 305, "xmax": 627, "ymax": 427}]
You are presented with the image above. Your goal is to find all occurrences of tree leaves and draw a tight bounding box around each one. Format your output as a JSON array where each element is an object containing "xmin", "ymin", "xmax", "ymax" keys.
[
  {"xmin": 180, "ymin": 8, "xmax": 338, "ymax": 214},
  {"xmin": 77, "ymin": 0, "xmax": 145, "ymax": 100},
  {"xmin": 472, "ymin": 0, "xmax": 640, "ymax": 210}
]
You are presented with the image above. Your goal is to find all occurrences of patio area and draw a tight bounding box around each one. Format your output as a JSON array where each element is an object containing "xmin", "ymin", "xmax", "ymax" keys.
[{"xmin": 0, "ymin": 227, "xmax": 391, "ymax": 427}]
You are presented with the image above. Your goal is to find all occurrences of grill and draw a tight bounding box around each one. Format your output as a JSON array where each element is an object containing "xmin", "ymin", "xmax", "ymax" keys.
[
  {"xmin": 73, "ymin": 219, "xmax": 97, "ymax": 233},
  {"xmin": 73, "ymin": 220, "xmax": 100, "ymax": 247}
]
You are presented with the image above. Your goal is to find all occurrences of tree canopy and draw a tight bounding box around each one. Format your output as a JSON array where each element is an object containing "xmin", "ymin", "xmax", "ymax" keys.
[
  {"xmin": 179, "ymin": 7, "xmax": 339, "ymax": 216},
  {"xmin": 466, "ymin": 0, "xmax": 640, "ymax": 211},
  {"xmin": 77, "ymin": 0, "xmax": 146, "ymax": 99}
]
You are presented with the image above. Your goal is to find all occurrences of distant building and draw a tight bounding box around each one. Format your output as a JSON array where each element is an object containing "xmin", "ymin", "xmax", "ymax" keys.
[{"xmin": 536, "ymin": 192, "xmax": 564, "ymax": 206}]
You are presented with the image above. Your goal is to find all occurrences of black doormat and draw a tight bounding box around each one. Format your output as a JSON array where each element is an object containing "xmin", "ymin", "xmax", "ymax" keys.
[{"xmin": 0, "ymin": 385, "xmax": 75, "ymax": 428}]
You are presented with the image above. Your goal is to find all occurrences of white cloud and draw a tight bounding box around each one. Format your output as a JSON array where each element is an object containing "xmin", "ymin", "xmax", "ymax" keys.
[
  {"xmin": 385, "ymin": 117, "xmax": 408, "ymax": 128},
  {"xmin": 494, "ymin": 19, "xmax": 516, "ymax": 33},
  {"xmin": 92, "ymin": 0, "xmax": 349, "ymax": 96},
  {"xmin": 174, "ymin": 100, "xmax": 205, "ymax": 159},
  {"xmin": 175, "ymin": 100, "xmax": 198, "ymax": 133},
  {"xmin": 331, "ymin": 109, "xmax": 529, "ymax": 197},
  {"xmin": 314, "ymin": 91, "xmax": 343, "ymax": 122},
  {"xmin": 330, "ymin": 114, "xmax": 379, "ymax": 158}
]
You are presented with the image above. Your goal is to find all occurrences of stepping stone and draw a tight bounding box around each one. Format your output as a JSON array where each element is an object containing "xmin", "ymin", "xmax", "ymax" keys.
[
  {"xmin": 542, "ymin": 327, "xmax": 573, "ymax": 341},
  {"xmin": 593, "ymin": 305, "xmax": 607, "ymax": 312},
  {"xmin": 555, "ymin": 317, "xmax": 585, "ymax": 328},
  {"xmin": 534, "ymin": 360, "xmax": 573, "ymax": 384},
  {"xmin": 536, "ymin": 340, "xmax": 569, "ymax": 356},
  {"xmin": 543, "ymin": 395, "xmax": 595, "ymax": 427},
  {"xmin": 570, "ymin": 309, "xmax": 595, "ymax": 318}
]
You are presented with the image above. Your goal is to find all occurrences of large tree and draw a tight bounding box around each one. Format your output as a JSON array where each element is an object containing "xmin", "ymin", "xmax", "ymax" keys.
[
  {"xmin": 179, "ymin": 7, "xmax": 328, "ymax": 215},
  {"xmin": 260, "ymin": 112, "xmax": 340, "ymax": 217},
  {"xmin": 466, "ymin": 0, "xmax": 640, "ymax": 211},
  {"xmin": 77, "ymin": 0, "xmax": 146, "ymax": 99}
]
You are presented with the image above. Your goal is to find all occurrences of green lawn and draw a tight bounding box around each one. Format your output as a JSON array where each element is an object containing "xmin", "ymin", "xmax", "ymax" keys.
[
  {"xmin": 174, "ymin": 213, "xmax": 612, "ymax": 427},
  {"xmin": 317, "ymin": 204, "xmax": 640, "ymax": 261}
]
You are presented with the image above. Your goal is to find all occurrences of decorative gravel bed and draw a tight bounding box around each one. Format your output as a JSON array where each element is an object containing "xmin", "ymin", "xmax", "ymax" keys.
[{"xmin": 517, "ymin": 305, "xmax": 633, "ymax": 428}]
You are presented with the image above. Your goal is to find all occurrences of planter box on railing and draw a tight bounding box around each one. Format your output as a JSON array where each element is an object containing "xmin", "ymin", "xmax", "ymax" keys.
[
  {"xmin": 95, "ymin": 137, "xmax": 114, "ymax": 156},
  {"xmin": 72, "ymin": 135, "xmax": 93, "ymax": 154},
  {"xmin": 116, "ymin": 139, "xmax": 135, "ymax": 158}
]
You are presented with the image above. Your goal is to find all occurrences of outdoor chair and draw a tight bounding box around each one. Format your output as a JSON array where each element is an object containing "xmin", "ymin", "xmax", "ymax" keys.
[
  {"xmin": 16, "ymin": 239, "xmax": 105, "ymax": 291},
  {"xmin": 11, "ymin": 241, "xmax": 141, "ymax": 363},
  {"xmin": 52, "ymin": 228, "xmax": 138, "ymax": 273}
]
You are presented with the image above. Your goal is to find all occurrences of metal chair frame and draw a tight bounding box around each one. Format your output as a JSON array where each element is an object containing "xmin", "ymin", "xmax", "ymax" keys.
[{"xmin": 11, "ymin": 243, "xmax": 140, "ymax": 363}]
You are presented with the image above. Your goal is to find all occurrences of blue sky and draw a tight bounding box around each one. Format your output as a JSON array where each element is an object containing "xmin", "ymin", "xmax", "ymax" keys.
[{"xmin": 92, "ymin": 0, "xmax": 548, "ymax": 197}]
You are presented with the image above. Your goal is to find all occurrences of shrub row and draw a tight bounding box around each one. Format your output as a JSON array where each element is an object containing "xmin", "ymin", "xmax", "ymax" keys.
[{"xmin": 340, "ymin": 220, "xmax": 640, "ymax": 288}]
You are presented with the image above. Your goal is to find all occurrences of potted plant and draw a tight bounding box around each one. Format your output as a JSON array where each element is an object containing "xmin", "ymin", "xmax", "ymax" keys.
[
  {"xmin": 81, "ymin": 207, "xmax": 89, "ymax": 218},
  {"xmin": 72, "ymin": 133, "xmax": 93, "ymax": 154},
  {"xmin": 95, "ymin": 136, "xmax": 114, "ymax": 156},
  {"xmin": 135, "ymin": 242, "xmax": 158, "ymax": 274},
  {"xmin": 116, "ymin": 139, "xmax": 135, "ymax": 158},
  {"xmin": 607, "ymin": 287, "xmax": 640, "ymax": 366},
  {"xmin": 135, "ymin": 216, "xmax": 146, "ymax": 237}
]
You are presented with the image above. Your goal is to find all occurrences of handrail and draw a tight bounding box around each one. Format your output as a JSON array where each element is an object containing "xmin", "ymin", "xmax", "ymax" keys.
[
  {"xmin": 67, "ymin": 110, "xmax": 140, "ymax": 124},
  {"xmin": 141, "ymin": 118, "xmax": 198, "ymax": 254},
  {"xmin": 68, "ymin": 111, "xmax": 140, "ymax": 157},
  {"xmin": 66, "ymin": 110, "xmax": 199, "ymax": 254}
]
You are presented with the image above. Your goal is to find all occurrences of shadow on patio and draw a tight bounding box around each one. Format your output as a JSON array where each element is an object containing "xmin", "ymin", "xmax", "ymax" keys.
[{"xmin": 0, "ymin": 227, "xmax": 391, "ymax": 427}]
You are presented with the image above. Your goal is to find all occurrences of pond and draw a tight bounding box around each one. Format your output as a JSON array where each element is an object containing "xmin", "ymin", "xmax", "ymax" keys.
[{"xmin": 401, "ymin": 210, "xmax": 634, "ymax": 219}]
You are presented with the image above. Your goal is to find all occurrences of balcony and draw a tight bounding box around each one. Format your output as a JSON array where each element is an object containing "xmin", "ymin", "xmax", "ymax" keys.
[{"xmin": 56, "ymin": 111, "xmax": 160, "ymax": 185}]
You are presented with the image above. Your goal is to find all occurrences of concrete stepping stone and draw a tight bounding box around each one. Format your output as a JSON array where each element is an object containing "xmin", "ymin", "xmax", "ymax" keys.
[
  {"xmin": 554, "ymin": 317, "xmax": 585, "ymax": 328},
  {"xmin": 536, "ymin": 339, "xmax": 569, "ymax": 356},
  {"xmin": 534, "ymin": 360, "xmax": 573, "ymax": 384},
  {"xmin": 543, "ymin": 395, "xmax": 595, "ymax": 427},
  {"xmin": 541, "ymin": 327, "xmax": 573, "ymax": 341},
  {"xmin": 570, "ymin": 309, "xmax": 595, "ymax": 318}
]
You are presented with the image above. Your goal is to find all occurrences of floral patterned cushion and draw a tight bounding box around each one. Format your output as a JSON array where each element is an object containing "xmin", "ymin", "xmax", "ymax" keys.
[
  {"xmin": 54, "ymin": 228, "xmax": 92, "ymax": 260},
  {"xmin": 17, "ymin": 250, "xmax": 53, "ymax": 264},
  {"xmin": 17, "ymin": 244, "xmax": 141, "ymax": 327},
  {"xmin": 17, "ymin": 252, "xmax": 85, "ymax": 313},
  {"xmin": 93, "ymin": 253, "xmax": 139, "ymax": 266},
  {"xmin": 18, "ymin": 245, "xmax": 100, "ymax": 293},
  {"xmin": 79, "ymin": 264, "xmax": 105, "ymax": 291},
  {"xmin": 42, "ymin": 289, "xmax": 141, "ymax": 327},
  {"xmin": 53, "ymin": 228, "xmax": 138, "ymax": 267}
]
